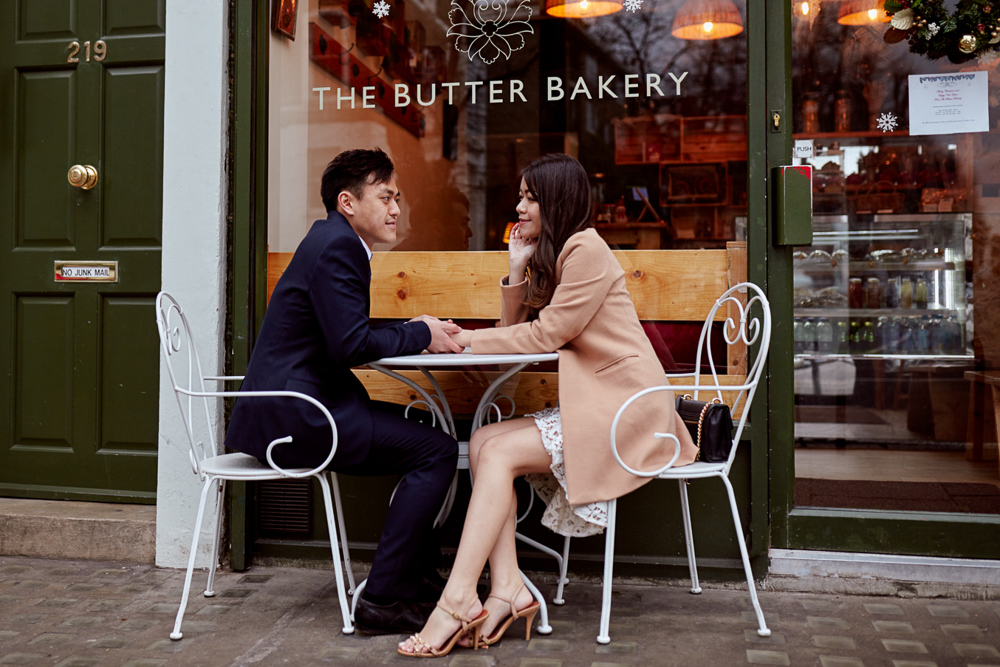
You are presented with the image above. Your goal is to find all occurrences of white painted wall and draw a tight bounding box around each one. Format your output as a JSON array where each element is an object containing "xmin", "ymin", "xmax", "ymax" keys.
[{"xmin": 156, "ymin": 0, "xmax": 229, "ymax": 569}]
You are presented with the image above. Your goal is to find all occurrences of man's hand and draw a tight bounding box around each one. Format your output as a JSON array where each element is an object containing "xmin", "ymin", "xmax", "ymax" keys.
[{"xmin": 421, "ymin": 317, "xmax": 464, "ymax": 353}]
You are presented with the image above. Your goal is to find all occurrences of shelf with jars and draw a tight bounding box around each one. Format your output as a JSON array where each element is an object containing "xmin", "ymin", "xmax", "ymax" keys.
[
  {"xmin": 795, "ymin": 132, "xmax": 972, "ymax": 217},
  {"xmin": 793, "ymin": 213, "xmax": 971, "ymax": 360}
]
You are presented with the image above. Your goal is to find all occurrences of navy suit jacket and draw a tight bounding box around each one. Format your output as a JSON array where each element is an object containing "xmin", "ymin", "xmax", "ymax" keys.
[{"xmin": 224, "ymin": 211, "xmax": 432, "ymax": 468}]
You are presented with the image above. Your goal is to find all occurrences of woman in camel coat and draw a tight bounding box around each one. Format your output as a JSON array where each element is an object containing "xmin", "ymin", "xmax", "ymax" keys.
[{"xmin": 399, "ymin": 154, "xmax": 697, "ymax": 658}]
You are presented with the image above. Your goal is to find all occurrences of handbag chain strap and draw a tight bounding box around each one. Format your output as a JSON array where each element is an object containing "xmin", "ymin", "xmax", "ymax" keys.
[{"xmin": 680, "ymin": 394, "xmax": 723, "ymax": 457}]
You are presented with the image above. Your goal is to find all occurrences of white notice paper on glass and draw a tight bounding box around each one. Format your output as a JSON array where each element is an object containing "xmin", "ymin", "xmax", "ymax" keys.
[{"xmin": 908, "ymin": 71, "xmax": 989, "ymax": 136}]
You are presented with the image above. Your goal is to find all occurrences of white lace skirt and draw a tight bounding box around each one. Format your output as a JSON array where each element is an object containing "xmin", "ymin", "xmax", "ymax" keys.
[{"xmin": 524, "ymin": 407, "xmax": 608, "ymax": 538}]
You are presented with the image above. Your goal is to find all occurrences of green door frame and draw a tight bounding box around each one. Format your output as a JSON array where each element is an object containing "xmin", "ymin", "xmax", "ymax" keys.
[
  {"xmin": 228, "ymin": 0, "xmax": 270, "ymax": 571},
  {"xmin": 763, "ymin": 3, "xmax": 1000, "ymax": 559}
]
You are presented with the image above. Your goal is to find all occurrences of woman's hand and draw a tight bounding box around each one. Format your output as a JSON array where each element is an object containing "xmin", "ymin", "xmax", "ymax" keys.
[
  {"xmin": 450, "ymin": 328, "xmax": 474, "ymax": 349},
  {"xmin": 508, "ymin": 222, "xmax": 535, "ymax": 280}
]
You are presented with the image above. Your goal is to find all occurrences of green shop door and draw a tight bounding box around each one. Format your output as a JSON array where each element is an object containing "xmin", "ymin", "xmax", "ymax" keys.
[
  {"xmin": 0, "ymin": 1, "xmax": 165, "ymax": 503},
  {"xmin": 769, "ymin": 0, "xmax": 1000, "ymax": 557}
]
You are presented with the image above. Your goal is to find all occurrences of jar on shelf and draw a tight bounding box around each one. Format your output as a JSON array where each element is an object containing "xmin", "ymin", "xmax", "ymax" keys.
[
  {"xmin": 802, "ymin": 93, "xmax": 820, "ymax": 134},
  {"xmin": 916, "ymin": 316, "xmax": 931, "ymax": 352},
  {"xmin": 885, "ymin": 277, "xmax": 900, "ymax": 308},
  {"xmin": 834, "ymin": 89, "xmax": 852, "ymax": 133},
  {"xmin": 865, "ymin": 277, "xmax": 881, "ymax": 309},
  {"xmin": 793, "ymin": 318, "xmax": 806, "ymax": 354},
  {"xmin": 848, "ymin": 278, "xmax": 864, "ymax": 310},
  {"xmin": 835, "ymin": 319, "xmax": 849, "ymax": 354},
  {"xmin": 862, "ymin": 319, "xmax": 875, "ymax": 351},
  {"xmin": 803, "ymin": 318, "xmax": 818, "ymax": 353},
  {"xmin": 914, "ymin": 278, "xmax": 929, "ymax": 309},
  {"xmin": 816, "ymin": 318, "xmax": 834, "ymax": 353},
  {"xmin": 900, "ymin": 277, "xmax": 913, "ymax": 309}
]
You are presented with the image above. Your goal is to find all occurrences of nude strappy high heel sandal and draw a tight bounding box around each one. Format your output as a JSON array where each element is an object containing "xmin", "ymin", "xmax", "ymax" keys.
[
  {"xmin": 481, "ymin": 585, "xmax": 540, "ymax": 646},
  {"xmin": 397, "ymin": 602, "xmax": 489, "ymax": 658}
]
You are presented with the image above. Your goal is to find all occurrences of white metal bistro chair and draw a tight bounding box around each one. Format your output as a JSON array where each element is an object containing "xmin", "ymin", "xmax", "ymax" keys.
[
  {"xmin": 599, "ymin": 281, "xmax": 772, "ymax": 643},
  {"xmin": 156, "ymin": 291, "xmax": 356, "ymax": 640}
]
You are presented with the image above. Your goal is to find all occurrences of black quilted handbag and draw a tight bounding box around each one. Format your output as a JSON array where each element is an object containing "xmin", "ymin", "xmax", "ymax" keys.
[{"xmin": 675, "ymin": 394, "xmax": 734, "ymax": 463}]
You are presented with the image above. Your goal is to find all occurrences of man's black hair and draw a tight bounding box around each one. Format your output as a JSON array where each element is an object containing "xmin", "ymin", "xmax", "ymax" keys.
[{"xmin": 321, "ymin": 148, "xmax": 395, "ymax": 212}]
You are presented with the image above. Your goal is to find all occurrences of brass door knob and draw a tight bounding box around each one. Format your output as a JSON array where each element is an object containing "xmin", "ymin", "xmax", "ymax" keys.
[{"xmin": 68, "ymin": 164, "xmax": 98, "ymax": 190}]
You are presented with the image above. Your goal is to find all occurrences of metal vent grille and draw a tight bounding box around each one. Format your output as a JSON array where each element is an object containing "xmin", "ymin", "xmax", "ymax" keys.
[{"xmin": 259, "ymin": 479, "xmax": 312, "ymax": 534}]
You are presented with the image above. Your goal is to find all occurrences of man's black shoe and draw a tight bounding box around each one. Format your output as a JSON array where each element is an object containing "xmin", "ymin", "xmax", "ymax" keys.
[{"xmin": 354, "ymin": 597, "xmax": 433, "ymax": 635}]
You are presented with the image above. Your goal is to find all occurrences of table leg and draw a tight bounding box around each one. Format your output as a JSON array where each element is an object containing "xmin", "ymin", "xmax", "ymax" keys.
[
  {"xmin": 368, "ymin": 363, "xmax": 454, "ymax": 438},
  {"xmin": 471, "ymin": 362, "xmax": 531, "ymax": 436}
]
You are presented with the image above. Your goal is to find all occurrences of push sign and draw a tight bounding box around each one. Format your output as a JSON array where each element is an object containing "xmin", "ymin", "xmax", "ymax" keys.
[{"xmin": 54, "ymin": 261, "xmax": 118, "ymax": 283}]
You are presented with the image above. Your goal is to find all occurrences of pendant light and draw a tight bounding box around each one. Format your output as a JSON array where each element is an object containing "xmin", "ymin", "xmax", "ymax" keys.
[
  {"xmin": 545, "ymin": 0, "xmax": 623, "ymax": 18},
  {"xmin": 671, "ymin": 0, "xmax": 744, "ymax": 41},
  {"xmin": 837, "ymin": 0, "xmax": 889, "ymax": 25},
  {"xmin": 794, "ymin": 0, "xmax": 821, "ymax": 27}
]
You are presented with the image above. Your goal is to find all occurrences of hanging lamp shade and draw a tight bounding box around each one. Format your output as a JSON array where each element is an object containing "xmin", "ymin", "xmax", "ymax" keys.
[
  {"xmin": 671, "ymin": 0, "xmax": 744, "ymax": 41},
  {"xmin": 545, "ymin": 0, "xmax": 623, "ymax": 18},
  {"xmin": 837, "ymin": 0, "xmax": 889, "ymax": 25}
]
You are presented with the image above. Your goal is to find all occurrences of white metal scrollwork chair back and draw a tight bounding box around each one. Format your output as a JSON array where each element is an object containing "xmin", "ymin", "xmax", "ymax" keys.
[
  {"xmin": 600, "ymin": 281, "xmax": 772, "ymax": 643},
  {"xmin": 155, "ymin": 292, "xmax": 355, "ymax": 640}
]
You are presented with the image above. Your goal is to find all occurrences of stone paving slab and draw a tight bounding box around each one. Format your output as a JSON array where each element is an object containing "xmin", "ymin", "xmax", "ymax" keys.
[{"xmin": 1, "ymin": 556, "xmax": 999, "ymax": 666}]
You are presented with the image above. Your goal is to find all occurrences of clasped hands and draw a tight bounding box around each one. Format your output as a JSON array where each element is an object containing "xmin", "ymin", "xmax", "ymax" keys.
[{"xmin": 409, "ymin": 314, "xmax": 472, "ymax": 353}]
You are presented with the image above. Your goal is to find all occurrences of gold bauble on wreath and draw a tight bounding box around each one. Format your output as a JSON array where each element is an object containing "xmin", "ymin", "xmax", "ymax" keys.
[{"xmin": 959, "ymin": 34, "xmax": 979, "ymax": 53}]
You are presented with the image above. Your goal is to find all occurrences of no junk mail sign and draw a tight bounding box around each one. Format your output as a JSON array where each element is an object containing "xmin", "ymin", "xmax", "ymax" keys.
[{"xmin": 54, "ymin": 261, "xmax": 119, "ymax": 283}]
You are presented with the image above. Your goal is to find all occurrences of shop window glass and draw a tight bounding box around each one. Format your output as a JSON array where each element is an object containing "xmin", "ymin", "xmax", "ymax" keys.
[
  {"xmin": 265, "ymin": 0, "xmax": 749, "ymax": 431},
  {"xmin": 791, "ymin": 2, "xmax": 1000, "ymax": 515}
]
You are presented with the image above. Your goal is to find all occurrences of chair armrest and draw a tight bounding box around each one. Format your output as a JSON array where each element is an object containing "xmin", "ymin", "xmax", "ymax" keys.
[
  {"xmin": 204, "ymin": 375, "xmax": 244, "ymax": 382},
  {"xmin": 609, "ymin": 386, "xmax": 683, "ymax": 478},
  {"xmin": 175, "ymin": 387, "xmax": 338, "ymax": 478}
]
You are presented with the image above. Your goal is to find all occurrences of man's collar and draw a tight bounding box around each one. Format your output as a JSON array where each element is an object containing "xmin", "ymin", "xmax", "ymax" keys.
[{"xmin": 357, "ymin": 235, "xmax": 373, "ymax": 260}]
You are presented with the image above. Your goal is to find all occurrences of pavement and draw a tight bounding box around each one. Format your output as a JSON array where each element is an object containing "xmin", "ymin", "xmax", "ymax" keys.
[{"xmin": 1, "ymin": 556, "xmax": 999, "ymax": 667}]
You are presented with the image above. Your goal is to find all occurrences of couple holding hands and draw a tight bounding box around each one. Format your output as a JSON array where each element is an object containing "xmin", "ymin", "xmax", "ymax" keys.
[{"xmin": 224, "ymin": 148, "xmax": 697, "ymax": 657}]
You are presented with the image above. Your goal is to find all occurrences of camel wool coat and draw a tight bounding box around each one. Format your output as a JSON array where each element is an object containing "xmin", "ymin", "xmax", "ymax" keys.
[{"xmin": 470, "ymin": 228, "xmax": 698, "ymax": 505}]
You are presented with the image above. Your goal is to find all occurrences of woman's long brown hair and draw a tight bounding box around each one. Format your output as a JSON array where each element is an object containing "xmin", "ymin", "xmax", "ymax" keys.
[{"xmin": 521, "ymin": 154, "xmax": 594, "ymax": 317}]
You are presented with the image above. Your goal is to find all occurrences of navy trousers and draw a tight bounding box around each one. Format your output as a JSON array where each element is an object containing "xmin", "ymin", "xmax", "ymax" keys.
[{"xmin": 334, "ymin": 403, "xmax": 458, "ymax": 600}]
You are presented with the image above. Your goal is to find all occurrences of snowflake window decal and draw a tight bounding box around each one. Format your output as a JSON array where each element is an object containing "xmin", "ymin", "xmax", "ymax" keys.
[
  {"xmin": 373, "ymin": 0, "xmax": 391, "ymax": 19},
  {"xmin": 624, "ymin": 0, "xmax": 642, "ymax": 12},
  {"xmin": 877, "ymin": 112, "xmax": 898, "ymax": 133},
  {"xmin": 447, "ymin": 0, "xmax": 534, "ymax": 65}
]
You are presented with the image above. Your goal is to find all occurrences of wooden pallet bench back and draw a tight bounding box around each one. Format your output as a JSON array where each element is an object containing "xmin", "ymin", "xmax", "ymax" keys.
[{"xmin": 266, "ymin": 244, "xmax": 748, "ymax": 416}]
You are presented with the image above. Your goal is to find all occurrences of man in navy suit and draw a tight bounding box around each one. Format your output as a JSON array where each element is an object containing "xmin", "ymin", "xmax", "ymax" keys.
[{"xmin": 225, "ymin": 148, "xmax": 462, "ymax": 634}]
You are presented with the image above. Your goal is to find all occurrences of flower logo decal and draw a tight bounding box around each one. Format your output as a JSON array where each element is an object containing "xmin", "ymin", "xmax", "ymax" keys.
[{"xmin": 447, "ymin": 0, "xmax": 534, "ymax": 65}]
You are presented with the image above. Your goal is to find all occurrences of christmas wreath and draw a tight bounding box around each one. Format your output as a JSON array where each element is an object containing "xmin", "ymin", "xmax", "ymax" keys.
[{"xmin": 884, "ymin": 0, "xmax": 1000, "ymax": 62}]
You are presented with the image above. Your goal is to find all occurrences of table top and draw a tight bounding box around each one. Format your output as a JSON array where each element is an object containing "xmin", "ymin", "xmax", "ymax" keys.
[{"xmin": 370, "ymin": 351, "xmax": 558, "ymax": 368}]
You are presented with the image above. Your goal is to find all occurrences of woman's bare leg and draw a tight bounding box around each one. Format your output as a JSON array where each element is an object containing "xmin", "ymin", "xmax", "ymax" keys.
[{"xmin": 400, "ymin": 419, "xmax": 549, "ymax": 652}]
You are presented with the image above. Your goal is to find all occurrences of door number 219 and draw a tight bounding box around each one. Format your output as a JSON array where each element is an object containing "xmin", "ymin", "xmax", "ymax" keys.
[{"xmin": 67, "ymin": 40, "xmax": 107, "ymax": 63}]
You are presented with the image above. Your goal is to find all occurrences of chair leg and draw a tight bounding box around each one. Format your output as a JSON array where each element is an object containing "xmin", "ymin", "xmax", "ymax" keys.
[
  {"xmin": 350, "ymin": 578, "xmax": 367, "ymax": 622},
  {"xmin": 204, "ymin": 479, "xmax": 226, "ymax": 598},
  {"xmin": 553, "ymin": 535, "xmax": 571, "ymax": 605},
  {"xmin": 519, "ymin": 571, "xmax": 552, "ymax": 635},
  {"xmin": 317, "ymin": 474, "xmax": 355, "ymax": 635},
  {"xmin": 677, "ymin": 480, "xmax": 702, "ymax": 594},
  {"xmin": 597, "ymin": 498, "xmax": 617, "ymax": 645},
  {"xmin": 170, "ymin": 478, "xmax": 216, "ymax": 640},
  {"xmin": 720, "ymin": 475, "xmax": 770, "ymax": 637},
  {"xmin": 328, "ymin": 472, "xmax": 356, "ymax": 594}
]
